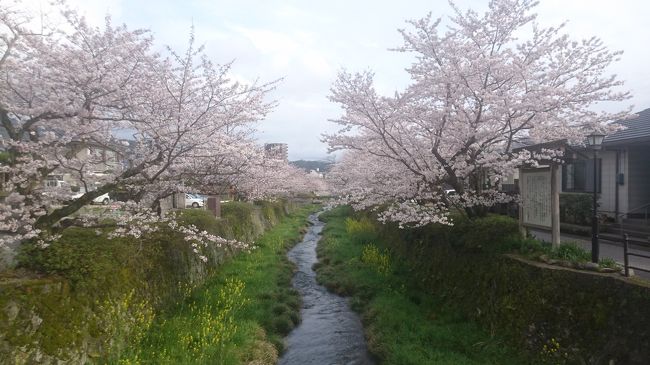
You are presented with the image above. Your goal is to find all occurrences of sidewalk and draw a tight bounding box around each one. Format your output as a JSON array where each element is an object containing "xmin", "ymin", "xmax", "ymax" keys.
[{"xmin": 528, "ymin": 229, "xmax": 650, "ymax": 279}]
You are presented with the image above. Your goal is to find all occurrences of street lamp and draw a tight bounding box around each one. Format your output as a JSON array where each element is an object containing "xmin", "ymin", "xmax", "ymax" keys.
[{"xmin": 586, "ymin": 132, "xmax": 605, "ymax": 263}]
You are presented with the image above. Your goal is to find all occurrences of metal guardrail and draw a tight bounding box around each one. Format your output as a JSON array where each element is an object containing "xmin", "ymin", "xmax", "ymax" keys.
[
  {"xmin": 622, "ymin": 234, "xmax": 650, "ymax": 276},
  {"xmin": 600, "ymin": 201, "xmax": 650, "ymax": 224},
  {"xmin": 627, "ymin": 202, "xmax": 650, "ymax": 224}
]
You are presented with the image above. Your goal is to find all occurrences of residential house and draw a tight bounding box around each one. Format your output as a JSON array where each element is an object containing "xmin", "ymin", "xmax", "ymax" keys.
[
  {"xmin": 595, "ymin": 108, "xmax": 650, "ymax": 220},
  {"xmin": 512, "ymin": 108, "xmax": 650, "ymax": 222}
]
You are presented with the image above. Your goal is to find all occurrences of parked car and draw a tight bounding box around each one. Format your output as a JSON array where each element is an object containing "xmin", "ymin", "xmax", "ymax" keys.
[
  {"xmin": 185, "ymin": 193, "xmax": 205, "ymax": 208},
  {"xmin": 70, "ymin": 190, "xmax": 111, "ymax": 205}
]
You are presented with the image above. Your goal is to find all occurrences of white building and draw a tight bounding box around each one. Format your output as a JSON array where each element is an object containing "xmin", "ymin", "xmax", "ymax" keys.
[
  {"xmin": 264, "ymin": 143, "xmax": 289, "ymax": 162},
  {"xmin": 514, "ymin": 108, "xmax": 650, "ymax": 222}
]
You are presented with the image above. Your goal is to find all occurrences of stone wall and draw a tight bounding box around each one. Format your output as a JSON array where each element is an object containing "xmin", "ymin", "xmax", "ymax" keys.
[
  {"xmin": 0, "ymin": 200, "xmax": 295, "ymax": 364},
  {"xmin": 360, "ymin": 211, "xmax": 650, "ymax": 364}
]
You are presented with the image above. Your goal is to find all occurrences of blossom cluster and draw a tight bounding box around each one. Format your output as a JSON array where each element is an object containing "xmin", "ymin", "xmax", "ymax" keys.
[
  {"xmin": 325, "ymin": 0, "xmax": 630, "ymax": 226},
  {"xmin": 0, "ymin": 1, "xmax": 325, "ymax": 254}
]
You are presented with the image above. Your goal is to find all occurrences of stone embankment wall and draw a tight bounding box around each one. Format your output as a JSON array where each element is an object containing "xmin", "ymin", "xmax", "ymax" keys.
[
  {"xmin": 0, "ymin": 200, "xmax": 294, "ymax": 364},
  {"xmin": 360, "ymin": 211, "xmax": 650, "ymax": 364}
]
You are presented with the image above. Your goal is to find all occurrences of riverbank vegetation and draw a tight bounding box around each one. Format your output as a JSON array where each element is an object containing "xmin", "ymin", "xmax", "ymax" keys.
[
  {"xmin": 315, "ymin": 206, "xmax": 536, "ymax": 365},
  {"xmin": 317, "ymin": 206, "xmax": 650, "ymax": 364},
  {"xmin": 112, "ymin": 204, "xmax": 317, "ymax": 364},
  {"xmin": 1, "ymin": 201, "xmax": 316, "ymax": 363}
]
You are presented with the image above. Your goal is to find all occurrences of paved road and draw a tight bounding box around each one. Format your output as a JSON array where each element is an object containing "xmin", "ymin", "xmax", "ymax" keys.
[{"xmin": 529, "ymin": 229, "xmax": 650, "ymax": 278}]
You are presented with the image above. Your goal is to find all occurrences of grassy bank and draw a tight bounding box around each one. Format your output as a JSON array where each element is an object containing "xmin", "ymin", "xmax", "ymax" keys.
[
  {"xmin": 111, "ymin": 204, "xmax": 318, "ymax": 365},
  {"xmin": 315, "ymin": 206, "xmax": 536, "ymax": 365}
]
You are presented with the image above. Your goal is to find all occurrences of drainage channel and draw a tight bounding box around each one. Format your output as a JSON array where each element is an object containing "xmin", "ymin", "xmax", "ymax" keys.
[{"xmin": 279, "ymin": 213, "xmax": 375, "ymax": 365}]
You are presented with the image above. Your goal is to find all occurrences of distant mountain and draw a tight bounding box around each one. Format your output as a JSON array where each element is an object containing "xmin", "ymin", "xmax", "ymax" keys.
[{"xmin": 290, "ymin": 160, "xmax": 333, "ymax": 173}]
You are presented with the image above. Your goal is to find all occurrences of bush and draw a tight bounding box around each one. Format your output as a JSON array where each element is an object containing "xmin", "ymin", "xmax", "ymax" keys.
[
  {"xmin": 504, "ymin": 237, "xmax": 552, "ymax": 256},
  {"xmin": 18, "ymin": 227, "xmax": 162, "ymax": 291},
  {"xmin": 176, "ymin": 209, "xmax": 232, "ymax": 238},
  {"xmin": 560, "ymin": 193, "xmax": 592, "ymax": 226},
  {"xmin": 453, "ymin": 214, "xmax": 520, "ymax": 250}
]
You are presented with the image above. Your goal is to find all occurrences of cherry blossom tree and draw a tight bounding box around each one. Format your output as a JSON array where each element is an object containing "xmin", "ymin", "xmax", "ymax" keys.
[
  {"xmin": 325, "ymin": 0, "xmax": 631, "ymax": 226},
  {"xmin": 0, "ymin": 2, "xmax": 277, "ymax": 250},
  {"xmin": 234, "ymin": 157, "xmax": 328, "ymax": 200},
  {"xmin": 158, "ymin": 143, "xmax": 327, "ymax": 202}
]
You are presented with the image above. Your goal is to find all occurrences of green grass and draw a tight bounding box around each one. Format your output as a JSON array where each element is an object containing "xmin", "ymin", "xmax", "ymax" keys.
[
  {"xmin": 315, "ymin": 207, "xmax": 538, "ymax": 365},
  {"xmin": 508, "ymin": 237, "xmax": 620, "ymax": 269},
  {"xmin": 112, "ymin": 204, "xmax": 318, "ymax": 365}
]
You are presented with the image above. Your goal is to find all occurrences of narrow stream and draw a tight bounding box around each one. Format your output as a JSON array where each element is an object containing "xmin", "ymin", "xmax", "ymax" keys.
[{"xmin": 279, "ymin": 213, "xmax": 375, "ymax": 365}]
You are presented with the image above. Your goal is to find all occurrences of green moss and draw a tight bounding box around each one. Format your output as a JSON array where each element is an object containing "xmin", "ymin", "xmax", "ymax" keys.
[
  {"xmin": 0, "ymin": 200, "xmax": 301, "ymax": 362},
  {"xmin": 221, "ymin": 201, "xmax": 266, "ymax": 241},
  {"xmin": 176, "ymin": 209, "xmax": 234, "ymax": 238}
]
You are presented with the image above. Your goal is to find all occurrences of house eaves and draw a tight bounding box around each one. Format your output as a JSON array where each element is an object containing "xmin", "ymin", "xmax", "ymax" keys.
[{"xmin": 603, "ymin": 108, "xmax": 650, "ymax": 146}]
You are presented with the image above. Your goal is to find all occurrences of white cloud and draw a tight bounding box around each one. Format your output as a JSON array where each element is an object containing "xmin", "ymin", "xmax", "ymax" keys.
[
  {"xmin": 21, "ymin": 0, "xmax": 123, "ymax": 24},
  {"xmin": 14, "ymin": 0, "xmax": 650, "ymax": 159}
]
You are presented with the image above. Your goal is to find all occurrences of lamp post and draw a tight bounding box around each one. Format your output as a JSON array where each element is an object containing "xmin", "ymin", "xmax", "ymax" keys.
[{"xmin": 586, "ymin": 132, "xmax": 605, "ymax": 263}]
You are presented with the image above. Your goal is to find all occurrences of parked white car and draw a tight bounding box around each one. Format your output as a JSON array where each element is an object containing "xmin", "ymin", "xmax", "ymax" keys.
[
  {"xmin": 71, "ymin": 190, "xmax": 111, "ymax": 205},
  {"xmin": 185, "ymin": 193, "xmax": 205, "ymax": 208}
]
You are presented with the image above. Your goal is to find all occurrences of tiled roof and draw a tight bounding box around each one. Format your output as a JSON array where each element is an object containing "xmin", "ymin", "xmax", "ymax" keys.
[{"xmin": 604, "ymin": 108, "xmax": 650, "ymax": 144}]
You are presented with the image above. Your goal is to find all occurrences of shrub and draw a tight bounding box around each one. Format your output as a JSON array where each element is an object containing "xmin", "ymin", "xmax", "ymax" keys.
[
  {"xmin": 17, "ymin": 227, "xmax": 156, "ymax": 290},
  {"xmin": 454, "ymin": 214, "xmax": 520, "ymax": 250},
  {"xmin": 176, "ymin": 209, "xmax": 231, "ymax": 237},
  {"xmin": 560, "ymin": 193, "xmax": 592, "ymax": 226},
  {"xmin": 343, "ymin": 207, "xmax": 650, "ymax": 363},
  {"xmin": 504, "ymin": 237, "xmax": 552, "ymax": 256}
]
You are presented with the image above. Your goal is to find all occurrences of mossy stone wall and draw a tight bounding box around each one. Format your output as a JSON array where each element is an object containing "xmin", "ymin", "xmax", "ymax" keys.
[
  {"xmin": 359, "ymin": 212, "xmax": 650, "ymax": 364},
  {"xmin": 0, "ymin": 200, "xmax": 294, "ymax": 364}
]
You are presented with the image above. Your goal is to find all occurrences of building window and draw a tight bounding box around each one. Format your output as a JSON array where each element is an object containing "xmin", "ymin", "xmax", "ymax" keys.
[{"xmin": 562, "ymin": 159, "xmax": 601, "ymax": 193}]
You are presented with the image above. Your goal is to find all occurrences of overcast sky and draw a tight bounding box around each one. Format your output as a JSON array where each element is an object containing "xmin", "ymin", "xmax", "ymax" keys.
[{"xmin": 22, "ymin": 0, "xmax": 650, "ymax": 160}]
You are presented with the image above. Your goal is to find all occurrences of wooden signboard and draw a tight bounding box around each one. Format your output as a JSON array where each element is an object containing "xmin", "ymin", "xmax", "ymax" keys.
[{"xmin": 519, "ymin": 166, "xmax": 560, "ymax": 247}]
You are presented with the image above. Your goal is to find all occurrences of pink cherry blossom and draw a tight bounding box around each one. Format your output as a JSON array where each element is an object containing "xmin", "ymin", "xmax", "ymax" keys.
[
  {"xmin": 0, "ymin": 1, "xmax": 321, "ymax": 253},
  {"xmin": 325, "ymin": 0, "xmax": 631, "ymax": 226}
]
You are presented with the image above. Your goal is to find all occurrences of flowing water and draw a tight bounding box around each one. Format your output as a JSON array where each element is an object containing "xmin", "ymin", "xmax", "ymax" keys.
[{"xmin": 279, "ymin": 213, "xmax": 375, "ymax": 365}]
